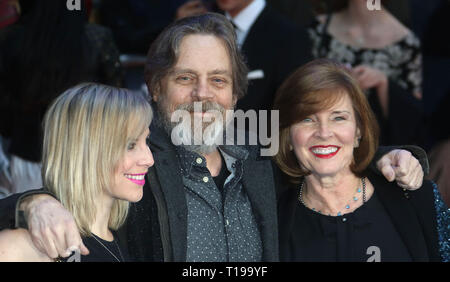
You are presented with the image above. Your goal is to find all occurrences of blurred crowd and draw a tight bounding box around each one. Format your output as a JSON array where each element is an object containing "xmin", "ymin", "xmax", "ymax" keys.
[{"xmin": 0, "ymin": 0, "xmax": 449, "ymax": 204}]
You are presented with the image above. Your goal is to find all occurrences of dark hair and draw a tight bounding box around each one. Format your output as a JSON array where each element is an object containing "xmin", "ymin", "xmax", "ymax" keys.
[
  {"xmin": 144, "ymin": 12, "xmax": 248, "ymax": 101},
  {"xmin": 0, "ymin": 0, "xmax": 113, "ymax": 161},
  {"xmin": 273, "ymin": 59, "xmax": 379, "ymax": 183},
  {"xmin": 2, "ymin": 0, "xmax": 94, "ymax": 110}
]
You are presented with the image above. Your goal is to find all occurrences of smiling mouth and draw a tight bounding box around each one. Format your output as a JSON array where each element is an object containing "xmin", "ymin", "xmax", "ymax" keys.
[
  {"xmin": 124, "ymin": 173, "xmax": 146, "ymax": 186},
  {"xmin": 310, "ymin": 146, "xmax": 340, "ymax": 159}
]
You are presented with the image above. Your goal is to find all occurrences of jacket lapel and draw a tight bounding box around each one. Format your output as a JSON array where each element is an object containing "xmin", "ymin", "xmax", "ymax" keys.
[
  {"xmin": 242, "ymin": 159, "xmax": 279, "ymax": 261},
  {"xmin": 153, "ymin": 149, "xmax": 187, "ymax": 262}
]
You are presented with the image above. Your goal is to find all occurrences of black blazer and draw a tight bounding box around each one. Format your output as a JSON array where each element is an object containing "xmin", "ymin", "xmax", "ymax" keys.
[
  {"xmin": 236, "ymin": 5, "xmax": 313, "ymax": 113},
  {"xmin": 278, "ymin": 171, "xmax": 441, "ymax": 262}
]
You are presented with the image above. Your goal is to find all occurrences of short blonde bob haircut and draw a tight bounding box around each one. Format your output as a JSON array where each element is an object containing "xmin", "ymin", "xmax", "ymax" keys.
[
  {"xmin": 42, "ymin": 83, "xmax": 153, "ymax": 236},
  {"xmin": 273, "ymin": 59, "xmax": 379, "ymax": 183}
]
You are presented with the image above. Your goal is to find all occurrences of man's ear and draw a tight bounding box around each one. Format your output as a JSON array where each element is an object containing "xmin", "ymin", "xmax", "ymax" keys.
[
  {"xmin": 232, "ymin": 94, "xmax": 238, "ymax": 108},
  {"xmin": 152, "ymin": 83, "xmax": 160, "ymax": 102}
]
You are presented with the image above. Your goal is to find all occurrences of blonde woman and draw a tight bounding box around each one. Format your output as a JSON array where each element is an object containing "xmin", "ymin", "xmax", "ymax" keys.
[{"xmin": 0, "ymin": 83, "xmax": 154, "ymax": 261}]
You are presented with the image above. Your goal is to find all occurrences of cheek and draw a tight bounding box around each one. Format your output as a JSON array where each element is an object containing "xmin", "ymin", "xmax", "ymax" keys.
[
  {"xmin": 339, "ymin": 125, "xmax": 359, "ymax": 146},
  {"xmin": 290, "ymin": 127, "xmax": 310, "ymax": 150},
  {"xmin": 115, "ymin": 155, "xmax": 134, "ymax": 176},
  {"xmin": 219, "ymin": 91, "xmax": 235, "ymax": 109},
  {"xmin": 164, "ymin": 84, "xmax": 192, "ymax": 108}
]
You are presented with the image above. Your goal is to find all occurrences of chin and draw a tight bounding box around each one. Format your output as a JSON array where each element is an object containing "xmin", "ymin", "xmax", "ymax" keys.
[
  {"xmin": 128, "ymin": 190, "xmax": 144, "ymax": 202},
  {"xmin": 310, "ymin": 166, "xmax": 341, "ymax": 177},
  {"xmin": 118, "ymin": 189, "xmax": 143, "ymax": 203}
]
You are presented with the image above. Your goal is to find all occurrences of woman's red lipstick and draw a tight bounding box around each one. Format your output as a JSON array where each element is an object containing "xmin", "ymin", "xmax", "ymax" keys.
[{"xmin": 309, "ymin": 145, "xmax": 340, "ymax": 159}]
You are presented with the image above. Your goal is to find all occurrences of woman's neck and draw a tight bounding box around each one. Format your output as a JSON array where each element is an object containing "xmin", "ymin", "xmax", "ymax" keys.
[
  {"xmin": 329, "ymin": 1, "xmax": 404, "ymax": 49},
  {"xmin": 302, "ymin": 172, "xmax": 363, "ymax": 216},
  {"xmin": 343, "ymin": 0, "xmax": 386, "ymax": 26},
  {"xmin": 89, "ymin": 193, "xmax": 114, "ymax": 241}
]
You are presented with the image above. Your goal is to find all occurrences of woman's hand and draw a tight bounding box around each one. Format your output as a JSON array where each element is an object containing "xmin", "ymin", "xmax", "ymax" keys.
[{"xmin": 352, "ymin": 65, "xmax": 389, "ymax": 118}]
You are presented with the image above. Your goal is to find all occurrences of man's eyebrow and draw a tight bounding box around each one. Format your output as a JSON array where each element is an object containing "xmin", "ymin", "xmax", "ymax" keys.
[
  {"xmin": 208, "ymin": 69, "xmax": 232, "ymax": 77},
  {"xmin": 169, "ymin": 68, "xmax": 197, "ymax": 75},
  {"xmin": 169, "ymin": 68, "xmax": 231, "ymax": 77}
]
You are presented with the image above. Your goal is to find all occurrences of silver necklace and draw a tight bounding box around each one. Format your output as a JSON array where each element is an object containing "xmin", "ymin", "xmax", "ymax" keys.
[
  {"xmin": 298, "ymin": 177, "xmax": 366, "ymax": 216},
  {"xmin": 92, "ymin": 234, "xmax": 124, "ymax": 262}
]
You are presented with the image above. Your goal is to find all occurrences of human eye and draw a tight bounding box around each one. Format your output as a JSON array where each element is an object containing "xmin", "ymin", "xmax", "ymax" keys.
[
  {"xmin": 212, "ymin": 77, "xmax": 225, "ymax": 83},
  {"xmin": 334, "ymin": 116, "xmax": 347, "ymax": 121},
  {"xmin": 127, "ymin": 141, "xmax": 137, "ymax": 151},
  {"xmin": 176, "ymin": 74, "xmax": 194, "ymax": 84},
  {"xmin": 211, "ymin": 76, "xmax": 229, "ymax": 87},
  {"xmin": 301, "ymin": 117, "xmax": 313, "ymax": 123}
]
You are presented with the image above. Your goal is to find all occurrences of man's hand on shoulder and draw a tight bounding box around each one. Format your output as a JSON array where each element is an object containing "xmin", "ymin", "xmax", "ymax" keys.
[
  {"xmin": 376, "ymin": 149, "xmax": 424, "ymax": 190},
  {"xmin": 21, "ymin": 194, "xmax": 89, "ymax": 259}
]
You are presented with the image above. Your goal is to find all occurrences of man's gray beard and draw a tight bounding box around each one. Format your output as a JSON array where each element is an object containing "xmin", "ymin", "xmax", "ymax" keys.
[{"xmin": 156, "ymin": 100, "xmax": 228, "ymax": 155}]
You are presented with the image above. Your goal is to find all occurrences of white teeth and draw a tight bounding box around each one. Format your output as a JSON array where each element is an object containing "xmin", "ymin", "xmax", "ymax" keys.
[
  {"xmin": 311, "ymin": 147, "xmax": 338, "ymax": 155},
  {"xmin": 124, "ymin": 174, "xmax": 145, "ymax": 180}
]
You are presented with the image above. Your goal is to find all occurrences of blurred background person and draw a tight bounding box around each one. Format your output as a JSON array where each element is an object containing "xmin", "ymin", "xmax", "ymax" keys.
[
  {"xmin": 307, "ymin": 0, "xmax": 425, "ymax": 147},
  {"xmin": 0, "ymin": 0, "xmax": 20, "ymax": 28},
  {"xmin": 0, "ymin": 0, "xmax": 123, "ymax": 196}
]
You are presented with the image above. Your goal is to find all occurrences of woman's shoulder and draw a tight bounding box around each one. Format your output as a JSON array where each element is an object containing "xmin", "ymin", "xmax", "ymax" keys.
[
  {"xmin": 0, "ymin": 228, "xmax": 52, "ymax": 262},
  {"xmin": 383, "ymin": 15, "xmax": 420, "ymax": 48}
]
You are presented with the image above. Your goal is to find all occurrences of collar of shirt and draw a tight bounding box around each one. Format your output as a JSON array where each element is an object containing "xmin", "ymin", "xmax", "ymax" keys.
[
  {"xmin": 176, "ymin": 145, "xmax": 249, "ymax": 177},
  {"xmin": 225, "ymin": 0, "xmax": 266, "ymax": 47}
]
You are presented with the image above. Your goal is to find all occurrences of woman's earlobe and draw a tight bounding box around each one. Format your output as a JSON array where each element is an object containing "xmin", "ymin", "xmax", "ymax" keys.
[{"xmin": 354, "ymin": 137, "xmax": 361, "ymax": 148}]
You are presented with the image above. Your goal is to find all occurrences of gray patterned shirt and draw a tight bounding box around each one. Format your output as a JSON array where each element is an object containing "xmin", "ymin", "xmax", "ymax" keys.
[{"xmin": 176, "ymin": 145, "xmax": 263, "ymax": 262}]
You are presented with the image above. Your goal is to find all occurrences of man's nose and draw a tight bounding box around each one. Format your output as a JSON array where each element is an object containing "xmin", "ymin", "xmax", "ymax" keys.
[{"xmin": 192, "ymin": 79, "xmax": 213, "ymax": 101}]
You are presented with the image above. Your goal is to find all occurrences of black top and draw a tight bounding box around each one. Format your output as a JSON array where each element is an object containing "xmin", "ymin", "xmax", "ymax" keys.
[
  {"xmin": 60, "ymin": 231, "xmax": 131, "ymax": 262},
  {"xmin": 213, "ymin": 152, "xmax": 231, "ymax": 198},
  {"xmin": 278, "ymin": 172, "xmax": 442, "ymax": 262},
  {"xmin": 281, "ymin": 190, "xmax": 412, "ymax": 262}
]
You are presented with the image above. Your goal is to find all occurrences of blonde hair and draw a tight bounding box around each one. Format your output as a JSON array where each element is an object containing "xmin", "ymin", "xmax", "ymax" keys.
[{"xmin": 42, "ymin": 83, "xmax": 153, "ymax": 236}]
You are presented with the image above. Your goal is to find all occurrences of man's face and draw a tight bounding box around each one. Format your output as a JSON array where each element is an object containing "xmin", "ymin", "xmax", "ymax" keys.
[
  {"xmin": 216, "ymin": 0, "xmax": 253, "ymax": 16},
  {"xmin": 154, "ymin": 34, "xmax": 235, "ymax": 153}
]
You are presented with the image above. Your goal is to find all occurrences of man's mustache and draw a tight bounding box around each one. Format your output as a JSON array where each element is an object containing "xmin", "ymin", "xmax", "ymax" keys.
[{"xmin": 174, "ymin": 101, "xmax": 225, "ymax": 113}]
